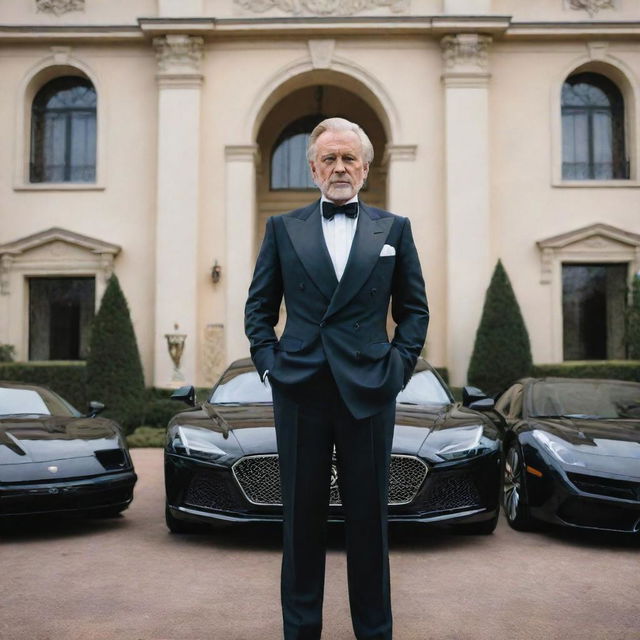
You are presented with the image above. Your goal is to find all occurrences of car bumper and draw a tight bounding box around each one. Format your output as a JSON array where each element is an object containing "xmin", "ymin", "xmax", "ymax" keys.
[
  {"xmin": 165, "ymin": 449, "xmax": 500, "ymax": 527},
  {"xmin": 0, "ymin": 469, "xmax": 137, "ymax": 517},
  {"xmin": 522, "ymin": 444, "xmax": 640, "ymax": 533}
]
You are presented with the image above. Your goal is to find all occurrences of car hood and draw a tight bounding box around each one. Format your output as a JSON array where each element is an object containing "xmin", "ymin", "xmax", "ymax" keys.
[
  {"xmin": 531, "ymin": 417, "xmax": 640, "ymax": 450},
  {"xmin": 172, "ymin": 402, "xmax": 491, "ymax": 459},
  {"xmin": 0, "ymin": 416, "xmax": 121, "ymax": 464}
]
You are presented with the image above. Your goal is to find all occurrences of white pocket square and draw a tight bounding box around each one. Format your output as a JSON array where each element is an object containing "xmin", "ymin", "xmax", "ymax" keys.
[{"xmin": 379, "ymin": 244, "xmax": 396, "ymax": 257}]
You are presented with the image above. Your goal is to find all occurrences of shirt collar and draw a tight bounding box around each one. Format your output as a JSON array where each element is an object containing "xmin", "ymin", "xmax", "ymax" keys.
[{"xmin": 320, "ymin": 194, "xmax": 359, "ymax": 206}]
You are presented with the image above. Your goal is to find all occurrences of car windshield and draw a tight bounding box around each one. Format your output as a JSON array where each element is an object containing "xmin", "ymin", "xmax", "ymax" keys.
[
  {"xmin": 210, "ymin": 365, "xmax": 451, "ymax": 406},
  {"xmin": 396, "ymin": 370, "xmax": 451, "ymax": 405},
  {"xmin": 529, "ymin": 380, "xmax": 640, "ymax": 419},
  {"xmin": 0, "ymin": 387, "xmax": 79, "ymax": 417}
]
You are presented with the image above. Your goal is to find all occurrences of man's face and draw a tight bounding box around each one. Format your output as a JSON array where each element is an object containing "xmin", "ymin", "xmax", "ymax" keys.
[{"xmin": 309, "ymin": 129, "xmax": 370, "ymax": 205}]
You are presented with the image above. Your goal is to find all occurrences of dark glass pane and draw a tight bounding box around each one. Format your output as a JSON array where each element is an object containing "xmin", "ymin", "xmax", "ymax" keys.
[
  {"xmin": 270, "ymin": 114, "xmax": 326, "ymax": 190},
  {"xmin": 562, "ymin": 264, "xmax": 627, "ymax": 360},
  {"xmin": 561, "ymin": 72, "xmax": 627, "ymax": 180},
  {"xmin": 272, "ymin": 132, "xmax": 316, "ymax": 189},
  {"xmin": 30, "ymin": 77, "xmax": 96, "ymax": 183},
  {"xmin": 29, "ymin": 278, "xmax": 95, "ymax": 361}
]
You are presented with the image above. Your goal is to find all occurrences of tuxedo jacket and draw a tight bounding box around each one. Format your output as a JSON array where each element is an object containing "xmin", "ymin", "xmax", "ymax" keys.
[{"xmin": 244, "ymin": 199, "xmax": 429, "ymax": 420}]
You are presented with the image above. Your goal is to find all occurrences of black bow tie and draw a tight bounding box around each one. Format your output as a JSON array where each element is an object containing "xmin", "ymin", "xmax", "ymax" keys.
[{"xmin": 322, "ymin": 201, "xmax": 358, "ymax": 220}]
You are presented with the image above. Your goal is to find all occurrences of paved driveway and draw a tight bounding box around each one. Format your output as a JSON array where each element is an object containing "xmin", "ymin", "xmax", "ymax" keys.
[{"xmin": 1, "ymin": 448, "xmax": 638, "ymax": 640}]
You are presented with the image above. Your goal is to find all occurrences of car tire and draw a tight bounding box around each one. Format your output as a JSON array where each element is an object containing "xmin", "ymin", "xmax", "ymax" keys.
[
  {"xmin": 165, "ymin": 503, "xmax": 208, "ymax": 534},
  {"xmin": 502, "ymin": 441, "xmax": 535, "ymax": 531}
]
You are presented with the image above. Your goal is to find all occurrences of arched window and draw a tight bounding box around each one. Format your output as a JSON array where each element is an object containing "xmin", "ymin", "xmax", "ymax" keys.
[
  {"xmin": 30, "ymin": 76, "xmax": 97, "ymax": 183},
  {"xmin": 561, "ymin": 72, "xmax": 628, "ymax": 180},
  {"xmin": 270, "ymin": 115, "xmax": 325, "ymax": 190}
]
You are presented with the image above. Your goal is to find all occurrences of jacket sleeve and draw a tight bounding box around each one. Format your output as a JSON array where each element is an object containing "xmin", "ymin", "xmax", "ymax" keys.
[
  {"xmin": 390, "ymin": 217, "xmax": 429, "ymax": 387},
  {"xmin": 244, "ymin": 216, "xmax": 283, "ymax": 379}
]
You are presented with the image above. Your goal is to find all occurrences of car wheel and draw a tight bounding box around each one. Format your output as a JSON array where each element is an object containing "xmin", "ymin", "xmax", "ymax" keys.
[
  {"xmin": 165, "ymin": 503, "xmax": 208, "ymax": 534},
  {"xmin": 502, "ymin": 441, "xmax": 534, "ymax": 531}
]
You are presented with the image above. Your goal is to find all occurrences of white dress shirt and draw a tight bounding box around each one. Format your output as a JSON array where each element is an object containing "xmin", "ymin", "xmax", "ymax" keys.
[{"xmin": 320, "ymin": 195, "xmax": 359, "ymax": 282}]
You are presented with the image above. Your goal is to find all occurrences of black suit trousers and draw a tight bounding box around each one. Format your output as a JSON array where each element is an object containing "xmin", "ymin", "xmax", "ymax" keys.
[{"xmin": 271, "ymin": 366, "xmax": 395, "ymax": 640}]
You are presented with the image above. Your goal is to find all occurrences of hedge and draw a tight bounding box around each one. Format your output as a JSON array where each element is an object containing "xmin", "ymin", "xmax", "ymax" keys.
[
  {"xmin": 532, "ymin": 361, "xmax": 640, "ymax": 382},
  {"xmin": 0, "ymin": 361, "xmax": 88, "ymax": 410}
]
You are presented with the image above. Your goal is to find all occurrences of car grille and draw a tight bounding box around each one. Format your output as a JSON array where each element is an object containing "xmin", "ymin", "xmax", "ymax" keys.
[
  {"xmin": 184, "ymin": 472, "xmax": 238, "ymax": 511},
  {"xmin": 567, "ymin": 473, "xmax": 640, "ymax": 502},
  {"xmin": 414, "ymin": 472, "xmax": 481, "ymax": 513},
  {"xmin": 232, "ymin": 454, "xmax": 427, "ymax": 507}
]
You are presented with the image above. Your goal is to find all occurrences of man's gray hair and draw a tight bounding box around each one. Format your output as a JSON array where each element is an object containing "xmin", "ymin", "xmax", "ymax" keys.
[{"xmin": 306, "ymin": 117, "xmax": 374, "ymax": 164}]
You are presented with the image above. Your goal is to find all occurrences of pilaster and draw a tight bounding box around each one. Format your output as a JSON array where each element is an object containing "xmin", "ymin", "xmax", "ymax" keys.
[
  {"xmin": 441, "ymin": 33, "xmax": 492, "ymax": 386},
  {"xmin": 153, "ymin": 34, "xmax": 204, "ymax": 387},
  {"xmin": 224, "ymin": 145, "xmax": 259, "ymax": 364}
]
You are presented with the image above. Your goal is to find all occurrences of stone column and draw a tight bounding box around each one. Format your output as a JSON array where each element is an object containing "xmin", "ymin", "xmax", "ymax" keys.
[
  {"xmin": 224, "ymin": 145, "xmax": 258, "ymax": 364},
  {"xmin": 441, "ymin": 33, "xmax": 492, "ymax": 386},
  {"xmin": 385, "ymin": 144, "xmax": 418, "ymax": 217},
  {"xmin": 153, "ymin": 35, "xmax": 204, "ymax": 387}
]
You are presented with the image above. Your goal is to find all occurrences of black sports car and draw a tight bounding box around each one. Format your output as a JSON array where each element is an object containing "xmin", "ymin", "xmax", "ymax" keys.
[
  {"xmin": 488, "ymin": 377, "xmax": 640, "ymax": 533},
  {"xmin": 0, "ymin": 382, "xmax": 137, "ymax": 520},
  {"xmin": 164, "ymin": 357, "xmax": 502, "ymax": 534}
]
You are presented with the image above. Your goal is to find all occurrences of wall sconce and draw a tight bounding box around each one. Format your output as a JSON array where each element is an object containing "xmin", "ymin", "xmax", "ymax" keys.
[{"xmin": 211, "ymin": 260, "xmax": 222, "ymax": 284}]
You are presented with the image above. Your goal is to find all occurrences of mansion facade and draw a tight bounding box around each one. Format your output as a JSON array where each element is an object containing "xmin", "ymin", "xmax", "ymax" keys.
[{"xmin": 1, "ymin": 0, "xmax": 640, "ymax": 388}]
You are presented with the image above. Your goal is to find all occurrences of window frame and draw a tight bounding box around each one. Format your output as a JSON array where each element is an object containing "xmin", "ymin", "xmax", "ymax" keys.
[{"xmin": 14, "ymin": 60, "xmax": 105, "ymax": 192}]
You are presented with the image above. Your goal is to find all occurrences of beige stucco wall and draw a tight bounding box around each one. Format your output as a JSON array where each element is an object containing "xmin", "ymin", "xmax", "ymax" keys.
[
  {"xmin": 0, "ymin": 43, "xmax": 158, "ymax": 379},
  {"xmin": 1, "ymin": 0, "xmax": 640, "ymax": 388}
]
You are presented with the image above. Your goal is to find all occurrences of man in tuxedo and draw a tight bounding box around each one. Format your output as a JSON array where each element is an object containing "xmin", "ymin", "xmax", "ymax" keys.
[{"xmin": 245, "ymin": 117, "xmax": 428, "ymax": 640}]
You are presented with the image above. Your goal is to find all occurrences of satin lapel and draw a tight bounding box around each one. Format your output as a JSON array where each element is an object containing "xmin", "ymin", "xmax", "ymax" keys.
[
  {"xmin": 281, "ymin": 201, "xmax": 338, "ymax": 303},
  {"xmin": 323, "ymin": 203, "xmax": 393, "ymax": 320}
]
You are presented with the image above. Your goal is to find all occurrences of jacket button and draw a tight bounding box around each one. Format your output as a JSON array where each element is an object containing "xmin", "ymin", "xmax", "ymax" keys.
[
  {"xmin": 354, "ymin": 321, "xmax": 360, "ymax": 329},
  {"xmin": 370, "ymin": 288, "xmax": 377, "ymax": 296},
  {"xmin": 299, "ymin": 282, "xmax": 305, "ymax": 290},
  {"xmin": 355, "ymin": 350, "xmax": 361, "ymax": 360},
  {"xmin": 319, "ymin": 320, "xmax": 326, "ymax": 328}
]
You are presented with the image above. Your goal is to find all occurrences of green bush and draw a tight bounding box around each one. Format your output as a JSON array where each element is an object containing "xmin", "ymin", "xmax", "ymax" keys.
[
  {"xmin": 626, "ymin": 274, "xmax": 640, "ymax": 359},
  {"xmin": 468, "ymin": 260, "xmax": 533, "ymax": 396},
  {"xmin": 86, "ymin": 275, "xmax": 146, "ymax": 434},
  {"xmin": 126, "ymin": 426, "xmax": 166, "ymax": 448},
  {"xmin": 533, "ymin": 361, "xmax": 640, "ymax": 382},
  {"xmin": 0, "ymin": 361, "xmax": 87, "ymax": 409},
  {"xmin": 0, "ymin": 344, "xmax": 15, "ymax": 363}
]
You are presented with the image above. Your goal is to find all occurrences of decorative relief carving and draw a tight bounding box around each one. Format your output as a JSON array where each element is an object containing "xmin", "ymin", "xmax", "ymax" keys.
[
  {"xmin": 235, "ymin": 0, "xmax": 409, "ymax": 16},
  {"xmin": 441, "ymin": 34, "xmax": 492, "ymax": 74},
  {"xmin": 567, "ymin": 0, "xmax": 615, "ymax": 17},
  {"xmin": 154, "ymin": 35, "xmax": 204, "ymax": 75},
  {"xmin": 0, "ymin": 256, "xmax": 13, "ymax": 296},
  {"xmin": 36, "ymin": 0, "xmax": 85, "ymax": 16},
  {"xmin": 203, "ymin": 324, "xmax": 225, "ymax": 386},
  {"xmin": 308, "ymin": 39, "xmax": 335, "ymax": 69}
]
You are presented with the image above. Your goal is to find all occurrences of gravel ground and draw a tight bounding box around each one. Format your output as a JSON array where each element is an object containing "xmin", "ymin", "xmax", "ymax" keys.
[{"xmin": 1, "ymin": 448, "xmax": 638, "ymax": 640}]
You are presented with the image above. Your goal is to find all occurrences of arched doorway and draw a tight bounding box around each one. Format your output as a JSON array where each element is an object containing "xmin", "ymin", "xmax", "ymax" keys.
[{"xmin": 255, "ymin": 81, "xmax": 388, "ymax": 251}]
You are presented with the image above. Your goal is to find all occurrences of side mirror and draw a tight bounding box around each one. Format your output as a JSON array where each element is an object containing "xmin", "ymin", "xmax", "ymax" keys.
[
  {"xmin": 171, "ymin": 385, "xmax": 196, "ymax": 407},
  {"xmin": 87, "ymin": 400, "xmax": 105, "ymax": 418},
  {"xmin": 462, "ymin": 386, "xmax": 488, "ymax": 407},
  {"xmin": 469, "ymin": 397, "xmax": 495, "ymax": 412}
]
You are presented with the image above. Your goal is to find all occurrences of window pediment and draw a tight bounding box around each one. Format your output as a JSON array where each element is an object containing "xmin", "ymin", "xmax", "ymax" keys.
[
  {"xmin": 537, "ymin": 223, "xmax": 640, "ymax": 284},
  {"xmin": 0, "ymin": 227, "xmax": 120, "ymax": 295}
]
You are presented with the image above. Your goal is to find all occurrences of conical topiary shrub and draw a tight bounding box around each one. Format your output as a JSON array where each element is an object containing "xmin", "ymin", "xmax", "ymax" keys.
[
  {"xmin": 86, "ymin": 274, "xmax": 145, "ymax": 433},
  {"xmin": 467, "ymin": 260, "xmax": 533, "ymax": 396},
  {"xmin": 626, "ymin": 273, "xmax": 640, "ymax": 359}
]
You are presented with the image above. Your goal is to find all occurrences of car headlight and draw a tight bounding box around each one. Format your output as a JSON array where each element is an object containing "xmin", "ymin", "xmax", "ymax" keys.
[
  {"xmin": 171, "ymin": 426, "xmax": 227, "ymax": 461},
  {"xmin": 532, "ymin": 430, "xmax": 585, "ymax": 467},
  {"xmin": 429, "ymin": 425, "xmax": 496, "ymax": 461}
]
